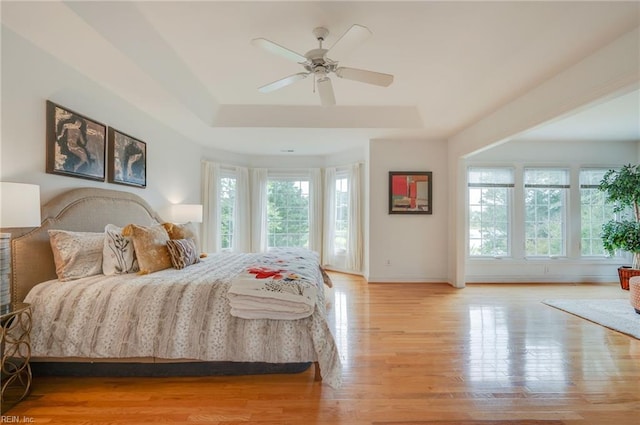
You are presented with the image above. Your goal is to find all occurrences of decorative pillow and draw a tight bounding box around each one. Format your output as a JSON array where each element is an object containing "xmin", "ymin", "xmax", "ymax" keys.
[
  {"xmin": 123, "ymin": 224, "xmax": 172, "ymax": 274},
  {"xmin": 162, "ymin": 222, "xmax": 206, "ymax": 257},
  {"xmin": 103, "ymin": 224, "xmax": 139, "ymax": 275},
  {"xmin": 49, "ymin": 230, "xmax": 104, "ymax": 281},
  {"xmin": 166, "ymin": 238, "xmax": 200, "ymax": 270}
]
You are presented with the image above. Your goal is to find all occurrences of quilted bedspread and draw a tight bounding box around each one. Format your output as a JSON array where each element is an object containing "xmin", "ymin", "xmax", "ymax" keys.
[{"xmin": 24, "ymin": 249, "xmax": 342, "ymax": 388}]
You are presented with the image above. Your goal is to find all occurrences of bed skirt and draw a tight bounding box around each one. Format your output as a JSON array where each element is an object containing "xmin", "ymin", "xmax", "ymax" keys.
[{"xmin": 30, "ymin": 359, "xmax": 312, "ymax": 377}]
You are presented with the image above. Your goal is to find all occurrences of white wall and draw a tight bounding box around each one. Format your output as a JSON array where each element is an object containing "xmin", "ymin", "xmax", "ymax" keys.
[
  {"xmin": 0, "ymin": 27, "xmax": 203, "ymax": 212},
  {"xmin": 200, "ymin": 146, "xmax": 367, "ymax": 170},
  {"xmin": 471, "ymin": 139, "xmax": 638, "ymax": 164},
  {"xmin": 367, "ymin": 139, "xmax": 449, "ymax": 282}
]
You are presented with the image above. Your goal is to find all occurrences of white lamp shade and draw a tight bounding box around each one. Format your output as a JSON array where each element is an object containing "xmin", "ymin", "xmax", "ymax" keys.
[
  {"xmin": 0, "ymin": 182, "xmax": 41, "ymax": 228},
  {"xmin": 169, "ymin": 204, "xmax": 203, "ymax": 223}
]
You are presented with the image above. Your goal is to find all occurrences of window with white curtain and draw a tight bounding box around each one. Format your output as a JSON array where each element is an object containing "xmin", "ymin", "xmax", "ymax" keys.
[
  {"xmin": 324, "ymin": 164, "xmax": 362, "ymax": 272},
  {"xmin": 267, "ymin": 176, "xmax": 310, "ymax": 248},
  {"xmin": 219, "ymin": 173, "xmax": 236, "ymax": 251},
  {"xmin": 203, "ymin": 162, "xmax": 362, "ymax": 272},
  {"xmin": 334, "ymin": 172, "xmax": 349, "ymax": 254}
]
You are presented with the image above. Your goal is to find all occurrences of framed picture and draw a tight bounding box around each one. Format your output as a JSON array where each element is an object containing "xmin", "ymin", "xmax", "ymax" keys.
[
  {"xmin": 46, "ymin": 101, "xmax": 106, "ymax": 181},
  {"xmin": 389, "ymin": 171, "xmax": 432, "ymax": 214},
  {"xmin": 108, "ymin": 128, "xmax": 147, "ymax": 188}
]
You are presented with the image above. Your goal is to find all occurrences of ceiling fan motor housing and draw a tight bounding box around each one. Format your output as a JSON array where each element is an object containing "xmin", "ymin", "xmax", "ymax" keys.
[{"xmin": 303, "ymin": 51, "xmax": 336, "ymax": 74}]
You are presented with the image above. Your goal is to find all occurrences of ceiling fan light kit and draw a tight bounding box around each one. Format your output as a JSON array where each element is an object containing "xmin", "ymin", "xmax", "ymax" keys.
[{"xmin": 251, "ymin": 24, "xmax": 394, "ymax": 106}]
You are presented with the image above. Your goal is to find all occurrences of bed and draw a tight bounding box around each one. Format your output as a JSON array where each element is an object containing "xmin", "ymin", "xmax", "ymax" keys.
[{"xmin": 8, "ymin": 187, "xmax": 341, "ymax": 388}]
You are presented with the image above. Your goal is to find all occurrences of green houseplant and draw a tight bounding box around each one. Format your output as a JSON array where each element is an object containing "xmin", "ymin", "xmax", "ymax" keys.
[{"xmin": 598, "ymin": 163, "xmax": 640, "ymax": 289}]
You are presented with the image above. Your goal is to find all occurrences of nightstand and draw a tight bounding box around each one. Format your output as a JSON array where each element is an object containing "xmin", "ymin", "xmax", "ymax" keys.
[{"xmin": 1, "ymin": 302, "xmax": 32, "ymax": 413}]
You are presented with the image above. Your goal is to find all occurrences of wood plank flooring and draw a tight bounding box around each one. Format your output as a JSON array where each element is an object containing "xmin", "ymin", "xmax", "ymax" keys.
[{"xmin": 4, "ymin": 273, "xmax": 639, "ymax": 424}]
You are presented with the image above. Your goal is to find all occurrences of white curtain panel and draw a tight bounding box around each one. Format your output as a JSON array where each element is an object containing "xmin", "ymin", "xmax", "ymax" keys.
[
  {"xmin": 322, "ymin": 167, "xmax": 337, "ymax": 266},
  {"xmin": 347, "ymin": 163, "xmax": 363, "ymax": 272},
  {"xmin": 250, "ymin": 168, "xmax": 268, "ymax": 252},
  {"xmin": 201, "ymin": 161, "xmax": 221, "ymax": 253},
  {"xmin": 308, "ymin": 168, "xmax": 323, "ymax": 255},
  {"xmin": 233, "ymin": 166, "xmax": 251, "ymax": 252}
]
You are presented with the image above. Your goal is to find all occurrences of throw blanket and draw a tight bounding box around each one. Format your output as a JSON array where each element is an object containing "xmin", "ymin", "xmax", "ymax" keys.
[{"xmin": 228, "ymin": 266, "xmax": 317, "ymax": 320}]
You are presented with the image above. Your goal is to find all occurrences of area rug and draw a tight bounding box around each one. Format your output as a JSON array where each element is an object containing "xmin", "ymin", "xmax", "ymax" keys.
[{"xmin": 542, "ymin": 299, "xmax": 640, "ymax": 339}]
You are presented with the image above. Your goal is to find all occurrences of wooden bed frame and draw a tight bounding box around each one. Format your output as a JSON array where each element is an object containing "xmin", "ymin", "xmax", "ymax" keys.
[{"xmin": 5, "ymin": 187, "xmax": 320, "ymax": 380}]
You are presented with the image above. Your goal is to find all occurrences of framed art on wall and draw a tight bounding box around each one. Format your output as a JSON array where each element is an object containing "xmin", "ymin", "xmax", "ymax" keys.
[
  {"xmin": 108, "ymin": 128, "xmax": 147, "ymax": 188},
  {"xmin": 46, "ymin": 100, "xmax": 106, "ymax": 181},
  {"xmin": 389, "ymin": 171, "xmax": 432, "ymax": 214}
]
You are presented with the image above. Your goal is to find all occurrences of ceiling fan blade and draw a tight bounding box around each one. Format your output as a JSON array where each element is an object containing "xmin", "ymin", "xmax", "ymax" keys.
[
  {"xmin": 258, "ymin": 72, "xmax": 309, "ymax": 93},
  {"xmin": 317, "ymin": 76, "xmax": 336, "ymax": 107},
  {"xmin": 326, "ymin": 24, "xmax": 372, "ymax": 61},
  {"xmin": 251, "ymin": 38, "xmax": 307, "ymax": 63},
  {"xmin": 335, "ymin": 67, "xmax": 394, "ymax": 87}
]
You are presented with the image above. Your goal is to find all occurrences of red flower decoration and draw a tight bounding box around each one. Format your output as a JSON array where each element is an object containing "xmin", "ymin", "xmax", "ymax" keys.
[{"xmin": 247, "ymin": 267, "xmax": 284, "ymax": 280}]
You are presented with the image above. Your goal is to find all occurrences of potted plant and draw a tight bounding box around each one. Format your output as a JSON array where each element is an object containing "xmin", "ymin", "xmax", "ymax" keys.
[{"xmin": 598, "ymin": 163, "xmax": 640, "ymax": 290}]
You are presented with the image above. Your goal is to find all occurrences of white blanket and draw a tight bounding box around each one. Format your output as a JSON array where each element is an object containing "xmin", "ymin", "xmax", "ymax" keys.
[{"xmin": 228, "ymin": 267, "xmax": 317, "ymax": 320}]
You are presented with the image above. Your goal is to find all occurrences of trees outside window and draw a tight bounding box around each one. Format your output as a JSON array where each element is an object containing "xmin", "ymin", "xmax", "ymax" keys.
[
  {"xmin": 524, "ymin": 168, "xmax": 569, "ymax": 257},
  {"xmin": 468, "ymin": 168, "xmax": 513, "ymax": 257},
  {"xmin": 267, "ymin": 179, "xmax": 310, "ymax": 248},
  {"xmin": 468, "ymin": 166, "xmax": 630, "ymax": 260},
  {"xmin": 580, "ymin": 169, "xmax": 617, "ymax": 256},
  {"xmin": 219, "ymin": 175, "xmax": 236, "ymax": 250},
  {"xmin": 334, "ymin": 175, "xmax": 349, "ymax": 254}
]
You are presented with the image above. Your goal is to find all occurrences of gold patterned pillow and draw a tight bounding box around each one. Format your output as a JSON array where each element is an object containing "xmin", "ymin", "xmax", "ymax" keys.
[
  {"xmin": 162, "ymin": 222, "xmax": 206, "ymax": 257},
  {"xmin": 49, "ymin": 230, "xmax": 104, "ymax": 281},
  {"xmin": 166, "ymin": 238, "xmax": 200, "ymax": 269},
  {"xmin": 123, "ymin": 224, "xmax": 172, "ymax": 274}
]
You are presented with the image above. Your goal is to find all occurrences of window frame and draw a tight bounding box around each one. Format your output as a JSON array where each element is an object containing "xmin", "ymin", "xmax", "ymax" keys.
[
  {"xmin": 467, "ymin": 167, "xmax": 514, "ymax": 258},
  {"xmin": 334, "ymin": 170, "xmax": 350, "ymax": 255},
  {"xmin": 266, "ymin": 174, "xmax": 311, "ymax": 249},
  {"xmin": 218, "ymin": 168, "xmax": 237, "ymax": 252},
  {"xmin": 523, "ymin": 167, "xmax": 570, "ymax": 258}
]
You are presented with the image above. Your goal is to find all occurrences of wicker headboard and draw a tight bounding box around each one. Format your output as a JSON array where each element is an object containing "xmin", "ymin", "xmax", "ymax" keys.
[{"xmin": 9, "ymin": 187, "xmax": 163, "ymax": 302}]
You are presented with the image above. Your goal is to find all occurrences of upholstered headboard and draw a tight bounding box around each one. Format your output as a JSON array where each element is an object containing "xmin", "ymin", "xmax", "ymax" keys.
[{"xmin": 9, "ymin": 187, "xmax": 163, "ymax": 302}]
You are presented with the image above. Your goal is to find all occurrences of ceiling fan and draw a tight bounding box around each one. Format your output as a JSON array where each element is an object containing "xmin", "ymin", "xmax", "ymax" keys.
[{"xmin": 251, "ymin": 24, "xmax": 394, "ymax": 106}]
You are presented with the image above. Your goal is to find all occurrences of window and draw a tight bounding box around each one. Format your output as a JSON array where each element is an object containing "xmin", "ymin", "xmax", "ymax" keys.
[
  {"xmin": 334, "ymin": 173, "xmax": 349, "ymax": 254},
  {"xmin": 580, "ymin": 169, "xmax": 613, "ymax": 256},
  {"xmin": 524, "ymin": 168, "xmax": 569, "ymax": 257},
  {"xmin": 468, "ymin": 167, "xmax": 513, "ymax": 257},
  {"xmin": 267, "ymin": 178, "xmax": 310, "ymax": 248},
  {"xmin": 580, "ymin": 168, "xmax": 628, "ymax": 257},
  {"xmin": 219, "ymin": 173, "xmax": 236, "ymax": 250}
]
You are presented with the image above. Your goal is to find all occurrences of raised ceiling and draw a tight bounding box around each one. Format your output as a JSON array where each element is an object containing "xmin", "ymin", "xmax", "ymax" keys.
[{"xmin": 2, "ymin": 1, "xmax": 639, "ymax": 156}]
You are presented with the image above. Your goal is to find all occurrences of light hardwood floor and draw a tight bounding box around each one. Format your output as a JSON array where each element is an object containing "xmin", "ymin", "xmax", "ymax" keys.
[{"xmin": 5, "ymin": 273, "xmax": 639, "ymax": 424}]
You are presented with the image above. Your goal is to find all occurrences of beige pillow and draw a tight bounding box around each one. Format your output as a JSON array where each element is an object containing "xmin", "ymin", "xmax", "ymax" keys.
[
  {"xmin": 49, "ymin": 230, "xmax": 104, "ymax": 281},
  {"xmin": 123, "ymin": 224, "xmax": 172, "ymax": 274},
  {"xmin": 166, "ymin": 238, "xmax": 200, "ymax": 270}
]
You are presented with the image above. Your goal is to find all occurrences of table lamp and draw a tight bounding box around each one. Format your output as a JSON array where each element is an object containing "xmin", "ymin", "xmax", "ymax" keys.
[
  {"xmin": 0, "ymin": 182, "xmax": 41, "ymax": 306},
  {"xmin": 169, "ymin": 204, "xmax": 203, "ymax": 224}
]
